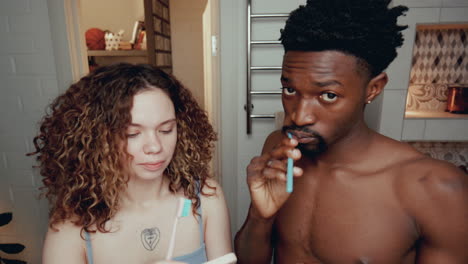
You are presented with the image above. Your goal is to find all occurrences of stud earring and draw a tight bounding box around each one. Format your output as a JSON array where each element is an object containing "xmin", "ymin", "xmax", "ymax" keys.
[{"xmin": 367, "ymin": 100, "xmax": 371, "ymax": 104}]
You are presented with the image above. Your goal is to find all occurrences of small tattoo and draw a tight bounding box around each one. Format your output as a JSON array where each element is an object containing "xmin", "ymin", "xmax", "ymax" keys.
[{"xmin": 141, "ymin": 227, "xmax": 160, "ymax": 251}]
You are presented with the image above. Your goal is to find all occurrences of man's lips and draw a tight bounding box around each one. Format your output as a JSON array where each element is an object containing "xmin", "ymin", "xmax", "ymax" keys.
[
  {"xmin": 139, "ymin": 161, "xmax": 165, "ymax": 171},
  {"xmin": 297, "ymin": 137, "xmax": 318, "ymax": 144},
  {"xmin": 288, "ymin": 131, "xmax": 319, "ymax": 144}
]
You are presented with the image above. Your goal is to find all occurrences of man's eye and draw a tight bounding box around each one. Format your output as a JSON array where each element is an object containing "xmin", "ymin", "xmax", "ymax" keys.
[
  {"xmin": 281, "ymin": 87, "xmax": 296, "ymax": 95},
  {"xmin": 320, "ymin": 92, "xmax": 338, "ymax": 103}
]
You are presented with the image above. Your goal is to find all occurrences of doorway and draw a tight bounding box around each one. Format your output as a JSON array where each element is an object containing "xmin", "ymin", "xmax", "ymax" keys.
[{"xmin": 62, "ymin": 0, "xmax": 222, "ymax": 180}]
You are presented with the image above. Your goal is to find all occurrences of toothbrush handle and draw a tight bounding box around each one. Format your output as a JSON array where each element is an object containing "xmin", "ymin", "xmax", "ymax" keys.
[{"xmin": 166, "ymin": 217, "xmax": 179, "ymax": 260}]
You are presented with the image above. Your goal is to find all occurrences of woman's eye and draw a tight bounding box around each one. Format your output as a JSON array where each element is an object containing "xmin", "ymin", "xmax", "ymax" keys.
[
  {"xmin": 126, "ymin": 132, "xmax": 140, "ymax": 138},
  {"xmin": 159, "ymin": 129, "xmax": 173, "ymax": 134},
  {"xmin": 320, "ymin": 92, "xmax": 338, "ymax": 103},
  {"xmin": 281, "ymin": 87, "xmax": 296, "ymax": 95}
]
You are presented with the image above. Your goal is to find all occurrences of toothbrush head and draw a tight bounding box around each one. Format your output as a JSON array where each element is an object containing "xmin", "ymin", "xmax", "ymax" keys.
[{"xmin": 178, "ymin": 198, "xmax": 192, "ymax": 218}]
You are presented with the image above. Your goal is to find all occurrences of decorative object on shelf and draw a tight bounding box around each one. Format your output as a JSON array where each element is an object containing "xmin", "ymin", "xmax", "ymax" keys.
[
  {"xmin": 85, "ymin": 28, "xmax": 106, "ymax": 50},
  {"xmin": 119, "ymin": 41, "xmax": 133, "ymax": 50},
  {"xmin": 0, "ymin": 212, "xmax": 27, "ymax": 264},
  {"xmin": 134, "ymin": 30, "xmax": 147, "ymax": 50},
  {"xmin": 105, "ymin": 30, "xmax": 124, "ymax": 51},
  {"xmin": 446, "ymin": 85, "xmax": 468, "ymax": 114},
  {"xmin": 130, "ymin": 21, "xmax": 145, "ymax": 46}
]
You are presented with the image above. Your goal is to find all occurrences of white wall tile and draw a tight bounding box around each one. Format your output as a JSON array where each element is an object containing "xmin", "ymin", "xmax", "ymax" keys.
[
  {"xmin": 251, "ymin": 0, "xmax": 307, "ymax": 14},
  {"xmin": 19, "ymin": 93, "xmax": 54, "ymax": 114},
  {"xmin": 251, "ymin": 45, "xmax": 284, "ymax": 67},
  {"xmin": 4, "ymin": 77, "xmax": 41, "ymax": 98},
  {"xmin": 0, "ymin": 56, "xmax": 15, "ymax": 74},
  {"xmin": 2, "ymin": 168, "xmax": 35, "ymax": 187},
  {"xmin": 442, "ymin": 0, "xmax": 468, "ymax": 7},
  {"xmin": 379, "ymin": 90, "xmax": 408, "ymax": 139},
  {"xmin": 4, "ymin": 152, "xmax": 35, "ymax": 170},
  {"xmin": 424, "ymin": 119, "xmax": 468, "ymax": 140},
  {"xmin": 0, "ymin": 35, "xmax": 35, "ymax": 54},
  {"xmin": 0, "ymin": 135, "xmax": 28, "ymax": 153},
  {"xmin": 252, "ymin": 19, "xmax": 287, "ymax": 41},
  {"xmin": 440, "ymin": 7, "xmax": 468, "ymax": 21},
  {"xmin": 0, "ymin": 16, "xmax": 8, "ymax": 33},
  {"xmin": 251, "ymin": 71, "xmax": 282, "ymax": 91},
  {"xmin": 392, "ymin": 0, "xmax": 443, "ymax": 7},
  {"xmin": 402, "ymin": 119, "xmax": 426, "ymax": 140},
  {"xmin": 8, "ymin": 15, "xmax": 35, "ymax": 33},
  {"xmin": 0, "ymin": 0, "xmax": 29, "ymax": 15},
  {"xmin": 40, "ymin": 78, "xmax": 59, "ymax": 97},
  {"xmin": 13, "ymin": 54, "xmax": 55, "ymax": 75}
]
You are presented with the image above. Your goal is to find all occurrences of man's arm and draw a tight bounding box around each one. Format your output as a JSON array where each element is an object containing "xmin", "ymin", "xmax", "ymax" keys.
[
  {"xmin": 234, "ymin": 130, "xmax": 302, "ymax": 264},
  {"xmin": 401, "ymin": 159, "xmax": 468, "ymax": 263},
  {"xmin": 234, "ymin": 205, "xmax": 275, "ymax": 264}
]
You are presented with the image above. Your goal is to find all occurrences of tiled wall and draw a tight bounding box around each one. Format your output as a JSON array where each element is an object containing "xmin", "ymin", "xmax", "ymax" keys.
[
  {"xmin": 408, "ymin": 141, "xmax": 468, "ymax": 173},
  {"xmin": 0, "ymin": 0, "xmax": 56, "ymax": 263},
  {"xmin": 406, "ymin": 28, "xmax": 468, "ymax": 112}
]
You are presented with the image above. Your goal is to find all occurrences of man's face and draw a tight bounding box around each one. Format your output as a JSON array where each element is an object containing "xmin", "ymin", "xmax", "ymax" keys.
[{"xmin": 281, "ymin": 50, "xmax": 369, "ymax": 156}]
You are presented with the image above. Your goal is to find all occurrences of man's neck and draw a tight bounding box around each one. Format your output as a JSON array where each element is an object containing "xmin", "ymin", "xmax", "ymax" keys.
[{"xmin": 313, "ymin": 122, "xmax": 377, "ymax": 167}]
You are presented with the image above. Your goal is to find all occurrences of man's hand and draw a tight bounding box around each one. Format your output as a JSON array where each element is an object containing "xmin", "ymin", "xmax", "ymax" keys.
[{"xmin": 247, "ymin": 136, "xmax": 303, "ymax": 219}]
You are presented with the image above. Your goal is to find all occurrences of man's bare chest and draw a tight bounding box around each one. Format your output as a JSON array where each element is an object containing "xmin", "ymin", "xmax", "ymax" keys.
[{"xmin": 273, "ymin": 173, "xmax": 418, "ymax": 263}]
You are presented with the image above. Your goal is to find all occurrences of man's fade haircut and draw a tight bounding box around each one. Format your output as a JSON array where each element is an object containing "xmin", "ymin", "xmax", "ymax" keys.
[{"xmin": 280, "ymin": 0, "xmax": 408, "ymax": 77}]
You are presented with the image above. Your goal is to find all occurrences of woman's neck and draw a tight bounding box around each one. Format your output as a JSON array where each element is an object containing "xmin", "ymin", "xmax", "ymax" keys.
[{"xmin": 122, "ymin": 175, "xmax": 172, "ymax": 209}]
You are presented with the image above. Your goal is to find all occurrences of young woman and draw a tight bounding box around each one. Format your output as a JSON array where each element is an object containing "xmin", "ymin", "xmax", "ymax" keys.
[{"xmin": 31, "ymin": 63, "xmax": 232, "ymax": 264}]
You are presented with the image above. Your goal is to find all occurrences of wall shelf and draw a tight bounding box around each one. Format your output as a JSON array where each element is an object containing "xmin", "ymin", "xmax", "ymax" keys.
[
  {"xmin": 405, "ymin": 111, "xmax": 468, "ymax": 119},
  {"xmin": 87, "ymin": 50, "xmax": 147, "ymax": 57}
]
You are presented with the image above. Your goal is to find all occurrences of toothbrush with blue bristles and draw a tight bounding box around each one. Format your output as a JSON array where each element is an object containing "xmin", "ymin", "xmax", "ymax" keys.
[{"xmin": 166, "ymin": 197, "xmax": 192, "ymax": 260}]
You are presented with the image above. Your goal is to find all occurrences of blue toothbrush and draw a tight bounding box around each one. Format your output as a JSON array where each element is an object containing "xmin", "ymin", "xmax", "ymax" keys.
[{"xmin": 287, "ymin": 133, "xmax": 294, "ymax": 193}]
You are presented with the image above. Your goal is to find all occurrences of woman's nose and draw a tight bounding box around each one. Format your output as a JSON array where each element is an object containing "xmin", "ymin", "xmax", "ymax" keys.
[{"xmin": 143, "ymin": 135, "xmax": 162, "ymax": 154}]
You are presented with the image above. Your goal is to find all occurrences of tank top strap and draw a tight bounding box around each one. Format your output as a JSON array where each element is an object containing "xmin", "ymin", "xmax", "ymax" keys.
[
  {"xmin": 196, "ymin": 180, "xmax": 204, "ymax": 245},
  {"xmin": 84, "ymin": 231, "xmax": 94, "ymax": 264}
]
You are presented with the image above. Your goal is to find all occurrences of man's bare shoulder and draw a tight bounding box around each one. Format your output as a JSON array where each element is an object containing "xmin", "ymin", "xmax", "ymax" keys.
[{"xmin": 392, "ymin": 149, "xmax": 468, "ymax": 222}]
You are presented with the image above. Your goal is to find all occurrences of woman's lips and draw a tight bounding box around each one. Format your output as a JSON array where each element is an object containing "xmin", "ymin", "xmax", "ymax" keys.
[{"xmin": 140, "ymin": 161, "xmax": 165, "ymax": 171}]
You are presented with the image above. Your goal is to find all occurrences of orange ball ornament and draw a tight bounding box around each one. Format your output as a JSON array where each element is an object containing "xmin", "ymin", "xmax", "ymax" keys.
[{"xmin": 85, "ymin": 28, "xmax": 106, "ymax": 50}]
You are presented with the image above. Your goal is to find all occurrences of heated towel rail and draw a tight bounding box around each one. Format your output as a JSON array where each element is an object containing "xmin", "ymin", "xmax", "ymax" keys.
[{"xmin": 246, "ymin": 0, "xmax": 288, "ymax": 134}]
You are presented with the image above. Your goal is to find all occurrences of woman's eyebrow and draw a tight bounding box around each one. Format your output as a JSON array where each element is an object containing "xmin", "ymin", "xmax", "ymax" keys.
[{"xmin": 128, "ymin": 118, "xmax": 177, "ymax": 128}]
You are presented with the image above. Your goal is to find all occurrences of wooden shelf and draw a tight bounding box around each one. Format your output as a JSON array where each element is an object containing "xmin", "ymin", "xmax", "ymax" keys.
[
  {"xmin": 87, "ymin": 50, "xmax": 147, "ymax": 57},
  {"xmin": 405, "ymin": 111, "xmax": 468, "ymax": 119}
]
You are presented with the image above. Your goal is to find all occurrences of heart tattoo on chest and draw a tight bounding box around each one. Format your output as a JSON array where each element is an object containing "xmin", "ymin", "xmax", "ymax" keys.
[{"xmin": 141, "ymin": 227, "xmax": 161, "ymax": 251}]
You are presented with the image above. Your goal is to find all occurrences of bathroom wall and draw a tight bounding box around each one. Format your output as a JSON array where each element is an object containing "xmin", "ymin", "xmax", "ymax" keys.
[{"xmin": 406, "ymin": 27, "xmax": 468, "ymax": 112}]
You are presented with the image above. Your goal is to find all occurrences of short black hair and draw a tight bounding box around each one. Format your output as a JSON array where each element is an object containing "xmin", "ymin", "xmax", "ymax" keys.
[{"xmin": 280, "ymin": 0, "xmax": 408, "ymax": 77}]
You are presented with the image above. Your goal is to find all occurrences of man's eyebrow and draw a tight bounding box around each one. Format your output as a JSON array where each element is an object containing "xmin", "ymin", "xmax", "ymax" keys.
[
  {"xmin": 280, "ymin": 76, "xmax": 289, "ymax": 82},
  {"xmin": 313, "ymin": 80, "xmax": 342, "ymax": 87}
]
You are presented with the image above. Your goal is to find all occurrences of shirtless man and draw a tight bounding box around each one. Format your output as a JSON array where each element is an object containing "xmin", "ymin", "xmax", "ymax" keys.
[{"xmin": 234, "ymin": 0, "xmax": 468, "ymax": 263}]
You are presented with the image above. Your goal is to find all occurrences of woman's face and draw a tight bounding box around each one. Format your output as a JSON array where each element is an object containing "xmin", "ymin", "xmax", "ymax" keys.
[{"xmin": 125, "ymin": 88, "xmax": 177, "ymax": 181}]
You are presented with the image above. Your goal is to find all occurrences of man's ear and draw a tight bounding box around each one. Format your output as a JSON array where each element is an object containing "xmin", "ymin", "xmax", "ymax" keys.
[{"xmin": 365, "ymin": 72, "xmax": 388, "ymax": 103}]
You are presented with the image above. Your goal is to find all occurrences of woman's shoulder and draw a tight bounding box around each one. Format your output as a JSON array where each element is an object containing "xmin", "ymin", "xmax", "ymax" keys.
[
  {"xmin": 42, "ymin": 219, "xmax": 87, "ymax": 263},
  {"xmin": 199, "ymin": 178, "xmax": 228, "ymax": 215}
]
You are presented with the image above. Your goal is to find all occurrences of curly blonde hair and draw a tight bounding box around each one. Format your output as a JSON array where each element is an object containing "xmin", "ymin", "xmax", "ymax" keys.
[{"xmin": 29, "ymin": 63, "xmax": 216, "ymax": 233}]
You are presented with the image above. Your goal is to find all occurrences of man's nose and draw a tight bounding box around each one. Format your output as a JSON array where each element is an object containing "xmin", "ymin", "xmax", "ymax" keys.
[{"xmin": 291, "ymin": 99, "xmax": 317, "ymax": 127}]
